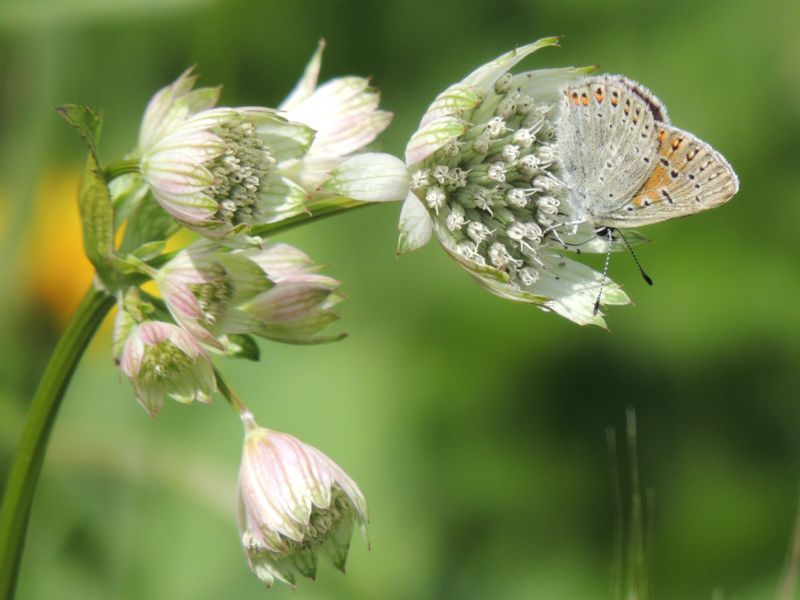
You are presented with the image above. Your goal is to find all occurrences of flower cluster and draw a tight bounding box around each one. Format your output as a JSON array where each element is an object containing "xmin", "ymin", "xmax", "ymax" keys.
[
  {"xmin": 397, "ymin": 38, "xmax": 630, "ymax": 326},
  {"xmin": 110, "ymin": 41, "xmax": 392, "ymax": 414},
  {"xmin": 113, "ymin": 240, "xmax": 345, "ymax": 418},
  {"xmin": 89, "ymin": 42, "xmax": 386, "ymax": 588}
]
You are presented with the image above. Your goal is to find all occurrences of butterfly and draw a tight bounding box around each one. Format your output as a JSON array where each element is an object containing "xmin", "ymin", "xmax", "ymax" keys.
[{"xmin": 555, "ymin": 75, "xmax": 739, "ymax": 231}]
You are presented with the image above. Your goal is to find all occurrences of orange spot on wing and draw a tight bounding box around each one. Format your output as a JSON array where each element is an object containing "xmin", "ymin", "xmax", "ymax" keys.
[
  {"xmin": 611, "ymin": 96, "xmax": 619, "ymax": 106},
  {"xmin": 581, "ymin": 93, "xmax": 589, "ymax": 106},
  {"xmin": 595, "ymin": 89, "xmax": 604, "ymax": 102},
  {"xmin": 631, "ymin": 160, "xmax": 671, "ymax": 208}
]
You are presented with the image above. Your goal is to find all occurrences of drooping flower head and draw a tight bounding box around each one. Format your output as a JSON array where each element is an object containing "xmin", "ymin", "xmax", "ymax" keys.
[
  {"xmin": 237, "ymin": 412, "xmax": 368, "ymax": 588},
  {"xmin": 137, "ymin": 43, "xmax": 394, "ymax": 242},
  {"xmin": 397, "ymin": 38, "xmax": 632, "ymax": 326},
  {"xmin": 115, "ymin": 313, "xmax": 216, "ymax": 418},
  {"xmin": 156, "ymin": 241, "xmax": 345, "ymax": 347}
]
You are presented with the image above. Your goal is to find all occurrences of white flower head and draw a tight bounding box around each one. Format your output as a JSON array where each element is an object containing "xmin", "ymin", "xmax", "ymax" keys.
[
  {"xmin": 237, "ymin": 413, "xmax": 368, "ymax": 588},
  {"xmin": 298, "ymin": 41, "xmax": 411, "ymax": 206},
  {"xmin": 156, "ymin": 241, "xmax": 345, "ymax": 346},
  {"xmin": 138, "ymin": 69, "xmax": 317, "ymax": 240},
  {"xmin": 117, "ymin": 319, "xmax": 216, "ymax": 418},
  {"xmin": 280, "ymin": 40, "xmax": 393, "ymax": 191},
  {"xmin": 396, "ymin": 38, "xmax": 631, "ymax": 327}
]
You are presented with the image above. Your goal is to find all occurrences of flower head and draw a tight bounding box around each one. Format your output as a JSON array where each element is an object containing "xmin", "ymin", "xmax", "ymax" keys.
[
  {"xmin": 280, "ymin": 40, "xmax": 393, "ymax": 191},
  {"xmin": 137, "ymin": 70, "xmax": 315, "ymax": 239},
  {"xmin": 237, "ymin": 413, "xmax": 368, "ymax": 588},
  {"xmin": 156, "ymin": 241, "xmax": 345, "ymax": 346},
  {"xmin": 397, "ymin": 38, "xmax": 631, "ymax": 326},
  {"xmin": 137, "ymin": 44, "xmax": 396, "ymax": 241},
  {"xmin": 116, "ymin": 317, "xmax": 216, "ymax": 418}
]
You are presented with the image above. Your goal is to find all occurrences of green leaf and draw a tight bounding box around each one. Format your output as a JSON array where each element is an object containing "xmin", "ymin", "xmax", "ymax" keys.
[
  {"xmin": 223, "ymin": 334, "xmax": 260, "ymax": 361},
  {"xmin": 129, "ymin": 241, "xmax": 166, "ymax": 261},
  {"xmin": 78, "ymin": 152, "xmax": 115, "ymax": 284},
  {"xmin": 120, "ymin": 192, "xmax": 179, "ymax": 254},
  {"xmin": 57, "ymin": 104, "xmax": 103, "ymax": 164}
]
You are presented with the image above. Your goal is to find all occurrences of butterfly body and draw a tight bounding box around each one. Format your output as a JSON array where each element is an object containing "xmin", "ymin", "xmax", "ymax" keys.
[{"xmin": 556, "ymin": 75, "xmax": 739, "ymax": 230}]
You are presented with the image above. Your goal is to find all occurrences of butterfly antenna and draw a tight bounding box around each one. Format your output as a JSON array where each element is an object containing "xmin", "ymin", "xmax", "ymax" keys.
[
  {"xmin": 593, "ymin": 228, "xmax": 614, "ymax": 316},
  {"xmin": 616, "ymin": 230, "xmax": 653, "ymax": 286}
]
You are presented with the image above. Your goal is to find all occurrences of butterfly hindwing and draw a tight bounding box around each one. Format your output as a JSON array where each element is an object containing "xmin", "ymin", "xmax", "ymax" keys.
[{"xmin": 602, "ymin": 124, "xmax": 739, "ymax": 227}]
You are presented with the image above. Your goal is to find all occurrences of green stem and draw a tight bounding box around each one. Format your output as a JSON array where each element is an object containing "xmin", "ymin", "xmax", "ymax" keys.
[
  {"xmin": 214, "ymin": 368, "xmax": 250, "ymax": 417},
  {"xmin": 0, "ymin": 285, "xmax": 115, "ymax": 598},
  {"xmin": 103, "ymin": 159, "xmax": 140, "ymax": 181},
  {"xmin": 250, "ymin": 197, "xmax": 371, "ymax": 237},
  {"xmin": 147, "ymin": 197, "xmax": 375, "ymax": 271}
]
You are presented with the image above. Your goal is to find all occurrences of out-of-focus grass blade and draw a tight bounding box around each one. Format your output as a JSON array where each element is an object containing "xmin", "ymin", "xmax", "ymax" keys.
[{"xmin": 776, "ymin": 491, "xmax": 800, "ymax": 600}]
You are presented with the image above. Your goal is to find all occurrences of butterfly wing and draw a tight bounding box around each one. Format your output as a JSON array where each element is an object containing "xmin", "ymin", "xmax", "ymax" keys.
[
  {"xmin": 556, "ymin": 76, "xmax": 665, "ymax": 222},
  {"xmin": 600, "ymin": 124, "xmax": 739, "ymax": 228},
  {"xmin": 604, "ymin": 75, "xmax": 670, "ymax": 124}
]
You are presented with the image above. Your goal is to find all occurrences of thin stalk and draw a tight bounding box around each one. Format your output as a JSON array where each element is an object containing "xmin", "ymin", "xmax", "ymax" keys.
[
  {"xmin": 606, "ymin": 427, "xmax": 624, "ymax": 600},
  {"xmin": 103, "ymin": 159, "xmax": 140, "ymax": 180},
  {"xmin": 250, "ymin": 197, "xmax": 371, "ymax": 237},
  {"xmin": 0, "ymin": 285, "xmax": 115, "ymax": 598},
  {"xmin": 214, "ymin": 368, "xmax": 250, "ymax": 416},
  {"xmin": 146, "ymin": 198, "xmax": 375, "ymax": 272},
  {"xmin": 626, "ymin": 408, "xmax": 647, "ymax": 599}
]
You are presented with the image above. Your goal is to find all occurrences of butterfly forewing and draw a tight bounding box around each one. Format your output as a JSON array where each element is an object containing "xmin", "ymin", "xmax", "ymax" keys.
[
  {"xmin": 604, "ymin": 75, "xmax": 670, "ymax": 124},
  {"xmin": 603, "ymin": 125, "xmax": 739, "ymax": 227},
  {"xmin": 557, "ymin": 77, "xmax": 664, "ymax": 221}
]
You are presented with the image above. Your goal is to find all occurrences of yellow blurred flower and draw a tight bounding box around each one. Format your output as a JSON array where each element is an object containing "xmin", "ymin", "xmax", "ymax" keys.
[
  {"xmin": 0, "ymin": 194, "xmax": 6, "ymax": 241},
  {"xmin": 23, "ymin": 167, "xmax": 93, "ymax": 327}
]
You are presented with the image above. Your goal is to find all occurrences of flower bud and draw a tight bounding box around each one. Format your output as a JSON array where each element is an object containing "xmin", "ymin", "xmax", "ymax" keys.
[{"xmin": 237, "ymin": 413, "xmax": 368, "ymax": 588}]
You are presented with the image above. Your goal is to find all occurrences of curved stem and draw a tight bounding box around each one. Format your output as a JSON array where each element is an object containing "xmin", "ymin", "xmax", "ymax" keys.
[
  {"xmin": 250, "ymin": 196, "xmax": 372, "ymax": 238},
  {"xmin": 103, "ymin": 159, "xmax": 140, "ymax": 181},
  {"xmin": 0, "ymin": 285, "xmax": 115, "ymax": 598},
  {"xmin": 214, "ymin": 368, "xmax": 250, "ymax": 417},
  {"xmin": 147, "ymin": 197, "xmax": 375, "ymax": 271}
]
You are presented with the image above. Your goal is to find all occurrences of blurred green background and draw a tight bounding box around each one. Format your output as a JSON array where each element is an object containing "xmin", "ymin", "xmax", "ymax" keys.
[{"xmin": 1, "ymin": 0, "xmax": 799, "ymax": 598}]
